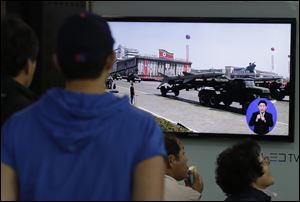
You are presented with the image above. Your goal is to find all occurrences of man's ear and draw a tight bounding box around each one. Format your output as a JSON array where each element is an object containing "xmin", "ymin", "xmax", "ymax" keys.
[
  {"xmin": 24, "ymin": 58, "xmax": 36, "ymax": 75},
  {"xmin": 23, "ymin": 58, "xmax": 32, "ymax": 74},
  {"xmin": 168, "ymin": 155, "xmax": 176, "ymax": 168},
  {"xmin": 104, "ymin": 52, "xmax": 116, "ymax": 72}
]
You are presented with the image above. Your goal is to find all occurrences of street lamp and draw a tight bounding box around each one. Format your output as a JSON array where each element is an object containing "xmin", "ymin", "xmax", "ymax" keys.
[
  {"xmin": 186, "ymin": 35, "xmax": 190, "ymax": 62},
  {"xmin": 185, "ymin": 35, "xmax": 190, "ymax": 72},
  {"xmin": 271, "ymin": 47, "xmax": 275, "ymax": 72}
]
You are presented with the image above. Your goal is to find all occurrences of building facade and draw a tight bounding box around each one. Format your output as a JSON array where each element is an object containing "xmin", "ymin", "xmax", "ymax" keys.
[{"xmin": 115, "ymin": 56, "xmax": 192, "ymax": 80}]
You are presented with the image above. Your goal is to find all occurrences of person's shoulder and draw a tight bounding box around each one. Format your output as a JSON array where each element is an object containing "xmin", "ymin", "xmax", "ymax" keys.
[
  {"xmin": 111, "ymin": 94, "xmax": 151, "ymax": 120},
  {"xmin": 3, "ymin": 100, "xmax": 39, "ymax": 128},
  {"xmin": 225, "ymin": 194, "xmax": 259, "ymax": 201},
  {"xmin": 125, "ymin": 105, "xmax": 155, "ymax": 122},
  {"xmin": 225, "ymin": 188, "xmax": 271, "ymax": 201},
  {"xmin": 2, "ymin": 76, "xmax": 37, "ymax": 100},
  {"xmin": 164, "ymin": 177, "xmax": 201, "ymax": 201},
  {"xmin": 177, "ymin": 184, "xmax": 202, "ymax": 200},
  {"xmin": 265, "ymin": 111, "xmax": 273, "ymax": 116},
  {"xmin": 119, "ymin": 105, "xmax": 159, "ymax": 134}
]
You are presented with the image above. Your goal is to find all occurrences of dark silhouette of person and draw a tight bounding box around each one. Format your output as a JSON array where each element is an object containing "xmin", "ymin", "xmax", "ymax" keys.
[
  {"xmin": 1, "ymin": 16, "xmax": 39, "ymax": 126},
  {"xmin": 246, "ymin": 62, "xmax": 256, "ymax": 73},
  {"xmin": 249, "ymin": 100, "xmax": 274, "ymax": 135},
  {"xmin": 1, "ymin": 12, "xmax": 166, "ymax": 201},
  {"xmin": 216, "ymin": 140, "xmax": 275, "ymax": 201},
  {"xmin": 130, "ymin": 82, "xmax": 135, "ymax": 104}
]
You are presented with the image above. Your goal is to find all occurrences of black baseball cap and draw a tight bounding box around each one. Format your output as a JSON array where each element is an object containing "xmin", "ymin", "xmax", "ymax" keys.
[{"xmin": 56, "ymin": 11, "xmax": 114, "ymax": 66}]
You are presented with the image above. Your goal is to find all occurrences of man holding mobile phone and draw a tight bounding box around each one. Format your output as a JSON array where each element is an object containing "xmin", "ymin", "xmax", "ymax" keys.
[{"xmin": 164, "ymin": 133, "xmax": 204, "ymax": 201}]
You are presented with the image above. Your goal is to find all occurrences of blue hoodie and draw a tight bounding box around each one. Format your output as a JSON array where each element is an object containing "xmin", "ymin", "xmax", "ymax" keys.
[{"xmin": 1, "ymin": 88, "xmax": 166, "ymax": 201}]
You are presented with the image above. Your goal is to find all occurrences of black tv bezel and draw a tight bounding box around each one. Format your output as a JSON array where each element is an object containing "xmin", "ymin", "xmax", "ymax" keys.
[{"xmin": 105, "ymin": 16, "xmax": 296, "ymax": 142}]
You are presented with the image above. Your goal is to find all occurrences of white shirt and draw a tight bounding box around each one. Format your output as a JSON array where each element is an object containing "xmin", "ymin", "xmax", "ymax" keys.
[{"xmin": 164, "ymin": 175, "xmax": 201, "ymax": 201}]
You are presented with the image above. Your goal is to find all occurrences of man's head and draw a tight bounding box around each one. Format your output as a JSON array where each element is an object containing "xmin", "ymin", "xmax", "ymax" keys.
[
  {"xmin": 164, "ymin": 133, "xmax": 189, "ymax": 181},
  {"xmin": 216, "ymin": 139, "xmax": 274, "ymax": 195},
  {"xmin": 55, "ymin": 12, "xmax": 115, "ymax": 81},
  {"xmin": 258, "ymin": 100, "xmax": 267, "ymax": 113},
  {"xmin": 1, "ymin": 16, "xmax": 39, "ymax": 87}
]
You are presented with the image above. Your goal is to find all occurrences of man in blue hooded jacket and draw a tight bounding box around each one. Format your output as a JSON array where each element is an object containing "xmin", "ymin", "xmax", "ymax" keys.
[{"xmin": 1, "ymin": 12, "xmax": 166, "ymax": 201}]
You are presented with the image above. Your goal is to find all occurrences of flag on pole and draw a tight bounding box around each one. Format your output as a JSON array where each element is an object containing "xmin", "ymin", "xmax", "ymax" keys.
[
  {"xmin": 143, "ymin": 60, "xmax": 148, "ymax": 75},
  {"xmin": 159, "ymin": 49, "xmax": 174, "ymax": 60}
]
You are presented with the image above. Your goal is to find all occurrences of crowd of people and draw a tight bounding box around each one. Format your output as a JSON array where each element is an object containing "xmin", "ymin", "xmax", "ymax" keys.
[{"xmin": 1, "ymin": 12, "xmax": 275, "ymax": 201}]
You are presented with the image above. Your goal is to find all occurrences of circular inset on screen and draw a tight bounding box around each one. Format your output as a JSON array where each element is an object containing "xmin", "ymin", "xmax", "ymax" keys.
[{"xmin": 246, "ymin": 98, "xmax": 277, "ymax": 135}]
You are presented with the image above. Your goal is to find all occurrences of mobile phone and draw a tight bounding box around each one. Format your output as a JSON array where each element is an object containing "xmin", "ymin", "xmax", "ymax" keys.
[{"xmin": 187, "ymin": 166, "xmax": 196, "ymax": 185}]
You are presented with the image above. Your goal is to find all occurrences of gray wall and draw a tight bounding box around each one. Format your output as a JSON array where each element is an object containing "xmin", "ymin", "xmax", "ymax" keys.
[{"xmin": 92, "ymin": 1, "xmax": 299, "ymax": 201}]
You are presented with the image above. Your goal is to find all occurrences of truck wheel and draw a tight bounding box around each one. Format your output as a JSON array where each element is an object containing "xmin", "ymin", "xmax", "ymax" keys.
[
  {"xmin": 198, "ymin": 92, "xmax": 207, "ymax": 105},
  {"xmin": 208, "ymin": 93, "xmax": 219, "ymax": 107},
  {"xmin": 223, "ymin": 100, "xmax": 232, "ymax": 107},
  {"xmin": 160, "ymin": 87, "xmax": 167, "ymax": 97},
  {"xmin": 174, "ymin": 89, "xmax": 180, "ymax": 96},
  {"xmin": 275, "ymin": 93, "xmax": 285, "ymax": 101}
]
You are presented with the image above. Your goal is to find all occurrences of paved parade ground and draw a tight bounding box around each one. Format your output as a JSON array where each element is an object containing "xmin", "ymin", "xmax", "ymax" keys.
[{"xmin": 110, "ymin": 80, "xmax": 290, "ymax": 136}]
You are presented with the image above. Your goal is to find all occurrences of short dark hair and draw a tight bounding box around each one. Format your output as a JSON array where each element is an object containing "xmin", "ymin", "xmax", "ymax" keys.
[
  {"xmin": 258, "ymin": 100, "xmax": 267, "ymax": 106},
  {"xmin": 1, "ymin": 16, "xmax": 39, "ymax": 77},
  {"xmin": 164, "ymin": 133, "xmax": 181, "ymax": 161},
  {"xmin": 56, "ymin": 12, "xmax": 114, "ymax": 80},
  {"xmin": 215, "ymin": 139, "xmax": 264, "ymax": 195}
]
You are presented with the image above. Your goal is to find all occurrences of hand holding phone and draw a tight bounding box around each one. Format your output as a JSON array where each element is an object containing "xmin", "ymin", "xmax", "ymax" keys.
[
  {"xmin": 185, "ymin": 166, "xmax": 204, "ymax": 193},
  {"xmin": 187, "ymin": 166, "xmax": 196, "ymax": 185}
]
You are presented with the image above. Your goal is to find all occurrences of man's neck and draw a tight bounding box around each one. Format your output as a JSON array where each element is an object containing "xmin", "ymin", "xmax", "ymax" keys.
[
  {"xmin": 251, "ymin": 182, "xmax": 268, "ymax": 190},
  {"xmin": 65, "ymin": 78, "xmax": 106, "ymax": 94},
  {"xmin": 165, "ymin": 170, "xmax": 177, "ymax": 180}
]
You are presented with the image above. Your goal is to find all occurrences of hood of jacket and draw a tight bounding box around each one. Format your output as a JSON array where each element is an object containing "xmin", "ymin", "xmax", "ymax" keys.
[{"xmin": 36, "ymin": 88, "xmax": 130, "ymax": 152}]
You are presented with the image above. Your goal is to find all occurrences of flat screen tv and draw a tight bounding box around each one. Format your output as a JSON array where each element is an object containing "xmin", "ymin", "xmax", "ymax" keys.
[{"xmin": 105, "ymin": 17, "xmax": 296, "ymax": 142}]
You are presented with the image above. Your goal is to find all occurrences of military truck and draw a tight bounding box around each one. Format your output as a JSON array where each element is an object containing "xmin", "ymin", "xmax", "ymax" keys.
[
  {"xmin": 157, "ymin": 72, "xmax": 271, "ymax": 111},
  {"xmin": 127, "ymin": 73, "xmax": 141, "ymax": 83},
  {"xmin": 157, "ymin": 72, "xmax": 224, "ymax": 97},
  {"xmin": 253, "ymin": 78, "xmax": 288, "ymax": 101},
  {"xmin": 198, "ymin": 77, "xmax": 271, "ymax": 111}
]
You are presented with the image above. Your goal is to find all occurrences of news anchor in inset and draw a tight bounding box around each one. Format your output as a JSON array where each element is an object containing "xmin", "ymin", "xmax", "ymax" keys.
[{"xmin": 249, "ymin": 100, "xmax": 274, "ymax": 135}]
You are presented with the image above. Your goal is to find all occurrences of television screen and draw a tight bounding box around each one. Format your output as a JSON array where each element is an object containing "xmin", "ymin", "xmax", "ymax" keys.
[{"xmin": 105, "ymin": 17, "xmax": 296, "ymax": 142}]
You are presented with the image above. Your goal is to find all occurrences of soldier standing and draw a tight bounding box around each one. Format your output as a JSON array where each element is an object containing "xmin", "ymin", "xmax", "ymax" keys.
[{"xmin": 130, "ymin": 82, "xmax": 135, "ymax": 104}]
